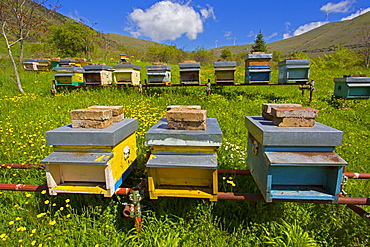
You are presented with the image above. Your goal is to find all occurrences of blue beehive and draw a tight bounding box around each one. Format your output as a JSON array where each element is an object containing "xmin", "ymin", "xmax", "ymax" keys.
[
  {"xmin": 245, "ymin": 116, "xmax": 347, "ymax": 203},
  {"xmin": 245, "ymin": 53, "xmax": 272, "ymax": 83},
  {"xmin": 334, "ymin": 75, "xmax": 370, "ymax": 99},
  {"xmin": 278, "ymin": 59, "xmax": 310, "ymax": 83}
]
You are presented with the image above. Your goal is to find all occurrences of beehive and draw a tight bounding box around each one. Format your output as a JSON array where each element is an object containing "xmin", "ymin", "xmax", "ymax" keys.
[
  {"xmin": 113, "ymin": 64, "xmax": 141, "ymax": 86},
  {"xmin": 83, "ymin": 65, "xmax": 113, "ymax": 86},
  {"xmin": 245, "ymin": 115, "xmax": 347, "ymax": 203},
  {"xmin": 334, "ymin": 75, "xmax": 370, "ymax": 99},
  {"xmin": 214, "ymin": 61, "xmax": 237, "ymax": 85},
  {"xmin": 53, "ymin": 67, "xmax": 84, "ymax": 87},
  {"xmin": 145, "ymin": 115, "xmax": 222, "ymax": 201},
  {"xmin": 245, "ymin": 53, "xmax": 272, "ymax": 83},
  {"xmin": 36, "ymin": 59, "xmax": 51, "ymax": 71},
  {"xmin": 41, "ymin": 117, "xmax": 138, "ymax": 197},
  {"xmin": 23, "ymin": 59, "xmax": 38, "ymax": 71},
  {"xmin": 146, "ymin": 65, "xmax": 172, "ymax": 85},
  {"xmin": 278, "ymin": 59, "xmax": 310, "ymax": 83},
  {"xmin": 59, "ymin": 59, "xmax": 74, "ymax": 67},
  {"xmin": 179, "ymin": 63, "xmax": 201, "ymax": 84}
]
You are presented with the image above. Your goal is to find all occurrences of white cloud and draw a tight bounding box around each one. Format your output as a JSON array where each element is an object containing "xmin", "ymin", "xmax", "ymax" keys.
[
  {"xmin": 266, "ymin": 32, "xmax": 278, "ymax": 40},
  {"xmin": 247, "ymin": 31, "xmax": 255, "ymax": 37},
  {"xmin": 69, "ymin": 10, "xmax": 90, "ymax": 24},
  {"xmin": 200, "ymin": 4, "xmax": 216, "ymax": 20},
  {"xmin": 224, "ymin": 31, "xmax": 232, "ymax": 39},
  {"xmin": 320, "ymin": 0, "xmax": 355, "ymax": 13},
  {"xmin": 293, "ymin": 21, "xmax": 329, "ymax": 36},
  {"xmin": 283, "ymin": 32, "xmax": 291, "ymax": 39},
  {"xmin": 341, "ymin": 7, "xmax": 370, "ymax": 20},
  {"xmin": 126, "ymin": 1, "xmax": 215, "ymax": 42}
]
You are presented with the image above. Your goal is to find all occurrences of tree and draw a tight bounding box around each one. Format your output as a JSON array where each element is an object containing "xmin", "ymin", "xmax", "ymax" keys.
[
  {"xmin": 0, "ymin": 0, "xmax": 57, "ymax": 94},
  {"xmin": 189, "ymin": 46, "xmax": 215, "ymax": 64},
  {"xmin": 49, "ymin": 20, "xmax": 99, "ymax": 59},
  {"xmin": 220, "ymin": 49, "xmax": 232, "ymax": 60},
  {"xmin": 359, "ymin": 26, "xmax": 370, "ymax": 68},
  {"xmin": 251, "ymin": 30, "xmax": 267, "ymax": 53}
]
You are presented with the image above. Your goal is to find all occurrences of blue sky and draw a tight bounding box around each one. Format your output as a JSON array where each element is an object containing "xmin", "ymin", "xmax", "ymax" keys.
[{"xmin": 56, "ymin": 0, "xmax": 370, "ymax": 51}]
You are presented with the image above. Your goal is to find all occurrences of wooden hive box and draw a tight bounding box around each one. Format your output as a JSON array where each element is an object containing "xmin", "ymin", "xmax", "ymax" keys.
[
  {"xmin": 333, "ymin": 75, "xmax": 370, "ymax": 99},
  {"xmin": 179, "ymin": 63, "xmax": 201, "ymax": 84},
  {"xmin": 214, "ymin": 61, "xmax": 237, "ymax": 85},
  {"xmin": 245, "ymin": 116, "xmax": 347, "ymax": 203},
  {"xmin": 113, "ymin": 64, "xmax": 141, "ymax": 86},
  {"xmin": 83, "ymin": 65, "xmax": 113, "ymax": 86},
  {"xmin": 278, "ymin": 59, "xmax": 310, "ymax": 83},
  {"xmin": 146, "ymin": 65, "xmax": 172, "ymax": 85},
  {"xmin": 41, "ymin": 118, "xmax": 138, "ymax": 197},
  {"xmin": 145, "ymin": 117, "xmax": 222, "ymax": 201},
  {"xmin": 53, "ymin": 67, "xmax": 84, "ymax": 87}
]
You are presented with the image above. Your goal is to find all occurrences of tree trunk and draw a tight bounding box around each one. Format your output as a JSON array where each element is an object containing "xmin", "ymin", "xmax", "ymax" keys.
[{"xmin": 19, "ymin": 38, "xmax": 24, "ymax": 64}]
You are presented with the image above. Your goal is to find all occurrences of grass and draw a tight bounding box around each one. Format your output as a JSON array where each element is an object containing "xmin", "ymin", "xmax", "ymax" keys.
[{"xmin": 0, "ymin": 60, "xmax": 369, "ymax": 246}]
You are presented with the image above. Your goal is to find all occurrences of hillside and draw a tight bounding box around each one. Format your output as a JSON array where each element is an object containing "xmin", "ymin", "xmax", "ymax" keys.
[{"xmin": 209, "ymin": 11, "xmax": 370, "ymax": 58}]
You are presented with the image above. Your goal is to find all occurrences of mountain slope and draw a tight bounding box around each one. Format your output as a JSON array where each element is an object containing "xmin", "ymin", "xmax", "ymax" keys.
[{"xmin": 209, "ymin": 11, "xmax": 370, "ymax": 58}]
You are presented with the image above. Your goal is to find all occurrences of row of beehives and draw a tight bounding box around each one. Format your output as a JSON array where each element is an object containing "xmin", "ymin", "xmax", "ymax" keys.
[
  {"xmin": 41, "ymin": 104, "xmax": 347, "ymax": 203},
  {"xmin": 52, "ymin": 58, "xmax": 311, "ymax": 88},
  {"xmin": 23, "ymin": 58, "xmax": 89, "ymax": 71}
]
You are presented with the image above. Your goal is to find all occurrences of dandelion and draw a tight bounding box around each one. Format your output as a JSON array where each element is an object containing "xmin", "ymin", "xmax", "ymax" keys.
[
  {"xmin": 36, "ymin": 213, "xmax": 46, "ymax": 218},
  {"xmin": 41, "ymin": 190, "xmax": 46, "ymax": 194},
  {"xmin": 49, "ymin": 220, "xmax": 56, "ymax": 226},
  {"xmin": 59, "ymin": 207, "xmax": 64, "ymax": 211},
  {"xmin": 15, "ymin": 217, "xmax": 22, "ymax": 221},
  {"xmin": 8, "ymin": 221, "xmax": 14, "ymax": 225},
  {"xmin": 52, "ymin": 203, "xmax": 56, "ymax": 207},
  {"xmin": 65, "ymin": 199, "xmax": 70, "ymax": 203},
  {"xmin": 44, "ymin": 200, "xmax": 50, "ymax": 204},
  {"xmin": 26, "ymin": 193, "xmax": 31, "ymax": 198},
  {"xmin": 16, "ymin": 227, "xmax": 26, "ymax": 232},
  {"xmin": 31, "ymin": 240, "xmax": 36, "ymax": 246},
  {"xmin": 31, "ymin": 229, "xmax": 36, "ymax": 234},
  {"xmin": 66, "ymin": 204, "xmax": 70, "ymax": 208},
  {"xmin": 19, "ymin": 239, "xmax": 23, "ymax": 243},
  {"xmin": 66, "ymin": 214, "xmax": 71, "ymax": 218}
]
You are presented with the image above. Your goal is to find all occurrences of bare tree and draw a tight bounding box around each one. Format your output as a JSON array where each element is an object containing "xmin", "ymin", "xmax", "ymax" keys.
[
  {"xmin": 359, "ymin": 26, "xmax": 370, "ymax": 68},
  {"xmin": 0, "ymin": 0, "xmax": 58, "ymax": 94}
]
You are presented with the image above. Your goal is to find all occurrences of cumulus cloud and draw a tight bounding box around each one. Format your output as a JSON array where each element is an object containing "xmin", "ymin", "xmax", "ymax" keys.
[
  {"xmin": 341, "ymin": 7, "xmax": 370, "ymax": 20},
  {"xmin": 320, "ymin": 0, "xmax": 355, "ymax": 14},
  {"xmin": 266, "ymin": 32, "xmax": 278, "ymax": 40},
  {"xmin": 126, "ymin": 1, "xmax": 215, "ymax": 42},
  {"xmin": 283, "ymin": 21, "xmax": 328, "ymax": 39},
  {"xmin": 224, "ymin": 31, "xmax": 232, "ymax": 39}
]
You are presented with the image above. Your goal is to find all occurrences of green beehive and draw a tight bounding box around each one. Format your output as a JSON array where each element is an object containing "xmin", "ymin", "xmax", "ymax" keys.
[
  {"xmin": 334, "ymin": 75, "xmax": 370, "ymax": 99},
  {"xmin": 54, "ymin": 67, "xmax": 84, "ymax": 87}
]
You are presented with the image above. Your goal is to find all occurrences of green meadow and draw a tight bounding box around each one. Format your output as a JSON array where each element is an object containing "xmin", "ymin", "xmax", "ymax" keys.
[{"xmin": 0, "ymin": 63, "xmax": 369, "ymax": 246}]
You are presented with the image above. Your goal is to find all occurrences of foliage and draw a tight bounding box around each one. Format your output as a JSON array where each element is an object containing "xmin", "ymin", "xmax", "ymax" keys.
[
  {"xmin": 145, "ymin": 45, "xmax": 187, "ymax": 64},
  {"xmin": 189, "ymin": 46, "xmax": 216, "ymax": 64},
  {"xmin": 220, "ymin": 49, "xmax": 233, "ymax": 60},
  {"xmin": 48, "ymin": 20, "xmax": 101, "ymax": 59},
  {"xmin": 289, "ymin": 51, "xmax": 309, "ymax": 59},
  {"xmin": 311, "ymin": 47, "xmax": 363, "ymax": 69},
  {"xmin": 0, "ymin": 59, "xmax": 369, "ymax": 246},
  {"xmin": 358, "ymin": 26, "xmax": 370, "ymax": 68},
  {"xmin": 251, "ymin": 30, "xmax": 267, "ymax": 53}
]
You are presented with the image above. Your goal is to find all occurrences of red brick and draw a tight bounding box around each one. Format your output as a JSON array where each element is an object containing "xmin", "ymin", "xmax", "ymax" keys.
[
  {"xmin": 271, "ymin": 107, "xmax": 318, "ymax": 119},
  {"xmin": 166, "ymin": 109, "xmax": 206, "ymax": 122},
  {"xmin": 71, "ymin": 118, "xmax": 113, "ymax": 129},
  {"xmin": 272, "ymin": 117, "xmax": 315, "ymax": 127},
  {"xmin": 70, "ymin": 109, "xmax": 112, "ymax": 121},
  {"xmin": 167, "ymin": 120, "xmax": 206, "ymax": 130}
]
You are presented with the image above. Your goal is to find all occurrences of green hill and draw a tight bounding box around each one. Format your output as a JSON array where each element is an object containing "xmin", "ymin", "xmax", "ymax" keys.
[{"xmin": 209, "ymin": 11, "xmax": 370, "ymax": 58}]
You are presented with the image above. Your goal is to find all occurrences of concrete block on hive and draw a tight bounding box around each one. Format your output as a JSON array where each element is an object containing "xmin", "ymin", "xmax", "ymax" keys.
[
  {"xmin": 70, "ymin": 108, "xmax": 113, "ymax": 128},
  {"xmin": 271, "ymin": 107, "xmax": 318, "ymax": 127},
  {"xmin": 88, "ymin": 105, "xmax": 123, "ymax": 116},
  {"xmin": 70, "ymin": 109, "xmax": 112, "ymax": 120},
  {"xmin": 166, "ymin": 109, "xmax": 206, "ymax": 122},
  {"xmin": 71, "ymin": 118, "xmax": 113, "ymax": 129},
  {"xmin": 271, "ymin": 107, "xmax": 318, "ymax": 119},
  {"xmin": 168, "ymin": 121, "xmax": 206, "ymax": 130},
  {"xmin": 262, "ymin": 103, "xmax": 302, "ymax": 120},
  {"xmin": 167, "ymin": 105, "xmax": 201, "ymax": 111}
]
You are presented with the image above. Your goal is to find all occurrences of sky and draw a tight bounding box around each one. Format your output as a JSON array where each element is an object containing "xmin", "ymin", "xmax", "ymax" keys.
[{"xmin": 56, "ymin": 0, "xmax": 370, "ymax": 51}]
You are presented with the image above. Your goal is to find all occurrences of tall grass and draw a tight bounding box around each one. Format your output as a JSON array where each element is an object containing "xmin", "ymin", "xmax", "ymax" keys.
[{"xmin": 0, "ymin": 61, "xmax": 369, "ymax": 246}]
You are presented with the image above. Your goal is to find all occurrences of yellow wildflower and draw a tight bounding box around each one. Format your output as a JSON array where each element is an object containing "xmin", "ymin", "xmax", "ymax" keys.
[
  {"xmin": 31, "ymin": 240, "xmax": 36, "ymax": 246},
  {"xmin": 44, "ymin": 200, "xmax": 50, "ymax": 204},
  {"xmin": 8, "ymin": 221, "xmax": 14, "ymax": 225},
  {"xmin": 31, "ymin": 229, "xmax": 36, "ymax": 233},
  {"xmin": 15, "ymin": 217, "xmax": 22, "ymax": 221},
  {"xmin": 48, "ymin": 220, "xmax": 56, "ymax": 226},
  {"xmin": 26, "ymin": 193, "xmax": 31, "ymax": 198},
  {"xmin": 41, "ymin": 190, "xmax": 46, "ymax": 194},
  {"xmin": 65, "ymin": 199, "xmax": 70, "ymax": 203},
  {"xmin": 59, "ymin": 207, "xmax": 64, "ymax": 211},
  {"xmin": 36, "ymin": 213, "xmax": 46, "ymax": 218}
]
